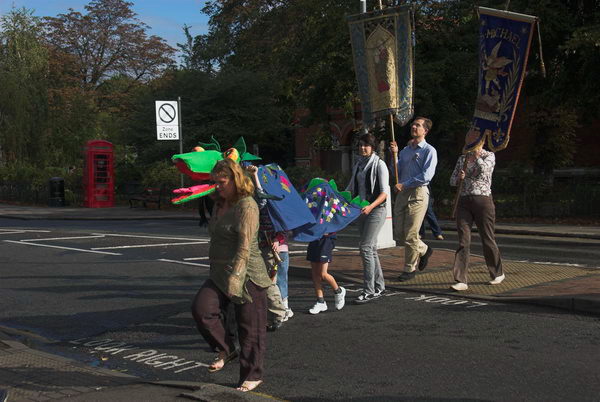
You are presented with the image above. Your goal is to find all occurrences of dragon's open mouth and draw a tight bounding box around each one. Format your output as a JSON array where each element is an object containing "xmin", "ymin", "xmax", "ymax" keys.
[
  {"xmin": 170, "ymin": 137, "xmax": 261, "ymax": 204},
  {"xmin": 173, "ymin": 160, "xmax": 212, "ymax": 182}
]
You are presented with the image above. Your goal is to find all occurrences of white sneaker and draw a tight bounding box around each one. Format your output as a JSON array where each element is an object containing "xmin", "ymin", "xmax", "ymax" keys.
[
  {"xmin": 451, "ymin": 282, "xmax": 468, "ymax": 291},
  {"xmin": 334, "ymin": 287, "xmax": 346, "ymax": 310},
  {"xmin": 489, "ymin": 274, "xmax": 505, "ymax": 285},
  {"xmin": 282, "ymin": 308, "xmax": 294, "ymax": 322},
  {"xmin": 309, "ymin": 301, "xmax": 327, "ymax": 315}
]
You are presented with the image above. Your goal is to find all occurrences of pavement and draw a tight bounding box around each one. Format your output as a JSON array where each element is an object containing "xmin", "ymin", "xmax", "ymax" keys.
[{"xmin": 1, "ymin": 202, "xmax": 599, "ymax": 401}]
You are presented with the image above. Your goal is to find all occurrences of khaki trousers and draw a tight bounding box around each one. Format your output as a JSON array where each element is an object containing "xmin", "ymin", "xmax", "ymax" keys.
[
  {"xmin": 452, "ymin": 195, "xmax": 503, "ymax": 283},
  {"xmin": 393, "ymin": 186, "xmax": 429, "ymax": 272},
  {"xmin": 266, "ymin": 280, "xmax": 286, "ymax": 322}
]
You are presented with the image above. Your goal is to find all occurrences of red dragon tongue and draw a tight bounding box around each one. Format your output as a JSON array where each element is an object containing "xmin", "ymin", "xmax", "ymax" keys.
[
  {"xmin": 172, "ymin": 184, "xmax": 210, "ymax": 195},
  {"xmin": 172, "ymin": 187, "xmax": 193, "ymax": 195},
  {"xmin": 171, "ymin": 183, "xmax": 216, "ymax": 204}
]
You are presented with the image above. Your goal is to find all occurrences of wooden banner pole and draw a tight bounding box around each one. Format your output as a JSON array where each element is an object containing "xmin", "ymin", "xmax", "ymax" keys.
[
  {"xmin": 451, "ymin": 155, "xmax": 467, "ymax": 219},
  {"xmin": 388, "ymin": 114, "xmax": 399, "ymax": 185}
]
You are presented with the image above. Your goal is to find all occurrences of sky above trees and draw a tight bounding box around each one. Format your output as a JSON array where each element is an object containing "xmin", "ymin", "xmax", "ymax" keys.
[{"xmin": 0, "ymin": 0, "xmax": 209, "ymax": 59}]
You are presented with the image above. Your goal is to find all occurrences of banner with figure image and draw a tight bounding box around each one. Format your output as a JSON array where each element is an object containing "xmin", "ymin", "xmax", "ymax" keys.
[
  {"xmin": 466, "ymin": 7, "xmax": 538, "ymax": 152},
  {"xmin": 347, "ymin": 5, "xmax": 414, "ymax": 126}
]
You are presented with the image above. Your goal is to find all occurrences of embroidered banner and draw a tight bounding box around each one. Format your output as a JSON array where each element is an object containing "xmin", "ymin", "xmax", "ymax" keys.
[
  {"xmin": 466, "ymin": 7, "xmax": 537, "ymax": 152},
  {"xmin": 347, "ymin": 5, "xmax": 414, "ymax": 126}
]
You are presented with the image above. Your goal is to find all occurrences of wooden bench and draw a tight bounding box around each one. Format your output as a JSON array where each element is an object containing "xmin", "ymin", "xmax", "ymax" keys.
[{"xmin": 129, "ymin": 186, "xmax": 163, "ymax": 209}]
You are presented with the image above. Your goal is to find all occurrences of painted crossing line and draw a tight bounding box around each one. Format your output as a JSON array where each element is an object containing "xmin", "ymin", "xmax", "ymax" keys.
[
  {"xmin": 158, "ymin": 258, "xmax": 210, "ymax": 268},
  {"xmin": 92, "ymin": 241, "xmax": 207, "ymax": 250},
  {"xmin": 96, "ymin": 233, "xmax": 209, "ymax": 242},
  {"xmin": 0, "ymin": 229, "xmax": 51, "ymax": 235},
  {"xmin": 21, "ymin": 235, "xmax": 105, "ymax": 242},
  {"xmin": 3, "ymin": 240, "xmax": 122, "ymax": 255},
  {"xmin": 332, "ymin": 246, "xmax": 359, "ymax": 251},
  {"xmin": 288, "ymin": 243, "xmax": 359, "ymax": 252}
]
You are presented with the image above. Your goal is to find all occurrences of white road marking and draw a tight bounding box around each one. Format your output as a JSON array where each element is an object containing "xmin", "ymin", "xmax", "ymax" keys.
[
  {"xmin": 513, "ymin": 259, "xmax": 588, "ymax": 267},
  {"xmin": 158, "ymin": 258, "xmax": 210, "ymax": 267},
  {"xmin": 92, "ymin": 241, "xmax": 207, "ymax": 250},
  {"xmin": 383, "ymin": 291, "xmax": 407, "ymax": 297},
  {"xmin": 95, "ymin": 233, "xmax": 208, "ymax": 242},
  {"xmin": 0, "ymin": 229, "xmax": 51, "ymax": 235},
  {"xmin": 3, "ymin": 240, "xmax": 122, "ymax": 255},
  {"xmin": 289, "ymin": 242, "xmax": 359, "ymax": 251},
  {"xmin": 70, "ymin": 337, "xmax": 208, "ymax": 373},
  {"xmin": 21, "ymin": 235, "xmax": 106, "ymax": 242},
  {"xmin": 183, "ymin": 256, "xmax": 209, "ymax": 261},
  {"xmin": 404, "ymin": 294, "xmax": 488, "ymax": 308}
]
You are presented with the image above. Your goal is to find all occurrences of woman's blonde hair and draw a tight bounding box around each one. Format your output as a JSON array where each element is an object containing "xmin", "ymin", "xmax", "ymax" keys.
[{"xmin": 211, "ymin": 158, "xmax": 255, "ymax": 202}]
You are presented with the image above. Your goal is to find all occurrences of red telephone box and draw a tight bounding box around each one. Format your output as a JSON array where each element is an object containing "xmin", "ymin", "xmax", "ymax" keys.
[{"xmin": 83, "ymin": 140, "xmax": 115, "ymax": 208}]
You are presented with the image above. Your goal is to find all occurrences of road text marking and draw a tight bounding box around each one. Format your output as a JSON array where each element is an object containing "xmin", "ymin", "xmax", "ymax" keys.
[
  {"xmin": 405, "ymin": 294, "xmax": 488, "ymax": 308},
  {"xmin": 70, "ymin": 337, "xmax": 207, "ymax": 373}
]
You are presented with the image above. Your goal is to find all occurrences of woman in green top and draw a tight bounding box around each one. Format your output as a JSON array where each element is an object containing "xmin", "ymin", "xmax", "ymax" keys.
[{"xmin": 191, "ymin": 159, "xmax": 271, "ymax": 393}]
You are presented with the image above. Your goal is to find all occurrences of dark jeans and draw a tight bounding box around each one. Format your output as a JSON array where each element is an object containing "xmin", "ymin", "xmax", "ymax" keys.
[
  {"xmin": 198, "ymin": 197, "xmax": 214, "ymax": 226},
  {"xmin": 452, "ymin": 195, "xmax": 503, "ymax": 283},
  {"xmin": 191, "ymin": 279, "xmax": 267, "ymax": 383},
  {"xmin": 419, "ymin": 196, "xmax": 442, "ymax": 237}
]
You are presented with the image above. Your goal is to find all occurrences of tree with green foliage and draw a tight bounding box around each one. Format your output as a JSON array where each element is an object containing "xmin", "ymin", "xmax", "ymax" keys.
[
  {"xmin": 505, "ymin": 0, "xmax": 600, "ymax": 171},
  {"xmin": 40, "ymin": 0, "xmax": 177, "ymax": 168},
  {"xmin": 122, "ymin": 66, "xmax": 290, "ymax": 168},
  {"xmin": 196, "ymin": 1, "xmax": 358, "ymax": 117},
  {"xmin": 190, "ymin": 0, "xmax": 599, "ymax": 171},
  {"xmin": 43, "ymin": 0, "xmax": 175, "ymax": 91},
  {"xmin": 0, "ymin": 7, "xmax": 49, "ymax": 165}
]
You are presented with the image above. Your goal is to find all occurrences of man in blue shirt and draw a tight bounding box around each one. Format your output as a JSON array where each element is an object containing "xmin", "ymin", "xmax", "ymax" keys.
[{"xmin": 390, "ymin": 117, "xmax": 438, "ymax": 281}]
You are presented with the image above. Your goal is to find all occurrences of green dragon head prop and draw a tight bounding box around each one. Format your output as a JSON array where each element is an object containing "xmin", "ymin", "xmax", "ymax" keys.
[{"xmin": 171, "ymin": 136, "xmax": 261, "ymax": 204}]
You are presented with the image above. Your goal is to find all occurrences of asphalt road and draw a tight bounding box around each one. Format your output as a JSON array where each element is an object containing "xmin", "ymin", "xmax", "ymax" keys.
[
  {"xmin": 423, "ymin": 231, "xmax": 600, "ymax": 268},
  {"xmin": 3, "ymin": 217, "xmax": 600, "ymax": 267},
  {"xmin": 1, "ymin": 220, "xmax": 599, "ymax": 401}
]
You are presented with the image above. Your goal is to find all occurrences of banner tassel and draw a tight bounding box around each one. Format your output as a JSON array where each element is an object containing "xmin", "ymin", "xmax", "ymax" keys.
[{"xmin": 536, "ymin": 20, "xmax": 546, "ymax": 78}]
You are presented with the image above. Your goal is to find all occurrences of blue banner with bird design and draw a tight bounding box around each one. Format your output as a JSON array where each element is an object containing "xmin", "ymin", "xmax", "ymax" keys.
[{"xmin": 466, "ymin": 7, "xmax": 537, "ymax": 152}]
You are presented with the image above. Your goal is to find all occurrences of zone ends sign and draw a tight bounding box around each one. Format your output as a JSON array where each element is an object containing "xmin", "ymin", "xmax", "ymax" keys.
[{"xmin": 155, "ymin": 100, "xmax": 179, "ymax": 140}]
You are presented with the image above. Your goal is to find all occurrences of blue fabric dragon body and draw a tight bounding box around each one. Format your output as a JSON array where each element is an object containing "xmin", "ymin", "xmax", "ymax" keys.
[{"xmin": 171, "ymin": 138, "xmax": 369, "ymax": 242}]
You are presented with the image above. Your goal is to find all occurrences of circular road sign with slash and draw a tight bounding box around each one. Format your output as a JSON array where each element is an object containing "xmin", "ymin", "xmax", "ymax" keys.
[{"xmin": 155, "ymin": 100, "xmax": 178, "ymax": 127}]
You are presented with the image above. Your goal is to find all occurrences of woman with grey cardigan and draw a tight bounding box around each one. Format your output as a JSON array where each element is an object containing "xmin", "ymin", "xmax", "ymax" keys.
[{"xmin": 346, "ymin": 133, "xmax": 391, "ymax": 304}]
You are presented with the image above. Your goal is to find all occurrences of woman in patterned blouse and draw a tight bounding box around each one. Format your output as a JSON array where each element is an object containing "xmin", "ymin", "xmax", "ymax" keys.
[
  {"xmin": 449, "ymin": 131, "xmax": 505, "ymax": 291},
  {"xmin": 191, "ymin": 159, "xmax": 271, "ymax": 392}
]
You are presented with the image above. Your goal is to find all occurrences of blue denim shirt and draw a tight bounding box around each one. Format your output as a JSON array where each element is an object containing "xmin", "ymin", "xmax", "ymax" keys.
[{"xmin": 394, "ymin": 140, "xmax": 438, "ymax": 188}]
